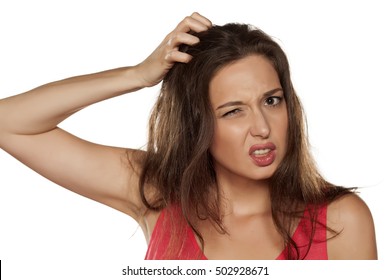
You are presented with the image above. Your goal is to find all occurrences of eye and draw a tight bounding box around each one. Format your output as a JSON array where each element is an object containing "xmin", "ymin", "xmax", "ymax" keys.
[
  {"xmin": 222, "ymin": 108, "xmax": 242, "ymax": 117},
  {"xmin": 265, "ymin": 96, "xmax": 282, "ymax": 106}
]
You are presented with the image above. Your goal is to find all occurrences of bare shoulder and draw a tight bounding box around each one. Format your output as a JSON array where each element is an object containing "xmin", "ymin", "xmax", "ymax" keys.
[
  {"xmin": 327, "ymin": 193, "xmax": 373, "ymax": 225},
  {"xmin": 327, "ymin": 193, "xmax": 377, "ymax": 259}
]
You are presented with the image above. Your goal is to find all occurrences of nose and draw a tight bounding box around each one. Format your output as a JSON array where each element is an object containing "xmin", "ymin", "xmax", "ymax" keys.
[{"xmin": 249, "ymin": 110, "xmax": 270, "ymax": 138}]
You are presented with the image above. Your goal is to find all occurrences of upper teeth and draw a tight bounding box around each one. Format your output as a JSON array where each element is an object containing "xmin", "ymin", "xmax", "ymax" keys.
[{"xmin": 253, "ymin": 149, "xmax": 271, "ymax": 155}]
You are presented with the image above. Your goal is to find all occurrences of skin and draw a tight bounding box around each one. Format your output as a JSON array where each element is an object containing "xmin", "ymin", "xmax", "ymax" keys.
[
  {"xmin": 203, "ymin": 55, "xmax": 289, "ymax": 259},
  {"xmin": 327, "ymin": 194, "xmax": 377, "ymax": 259},
  {"xmin": 209, "ymin": 55, "xmax": 288, "ymax": 215},
  {"xmin": 0, "ymin": 13, "xmax": 377, "ymax": 259}
]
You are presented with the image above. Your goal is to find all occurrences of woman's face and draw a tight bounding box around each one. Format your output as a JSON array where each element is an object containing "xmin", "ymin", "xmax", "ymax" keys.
[{"xmin": 209, "ymin": 55, "xmax": 288, "ymax": 183}]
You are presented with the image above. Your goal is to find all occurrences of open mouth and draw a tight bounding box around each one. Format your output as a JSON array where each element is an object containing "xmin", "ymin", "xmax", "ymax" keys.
[
  {"xmin": 252, "ymin": 149, "xmax": 271, "ymax": 156},
  {"xmin": 249, "ymin": 143, "xmax": 276, "ymax": 167}
]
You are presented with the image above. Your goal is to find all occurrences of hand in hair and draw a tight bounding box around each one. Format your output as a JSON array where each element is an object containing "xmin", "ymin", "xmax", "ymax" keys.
[{"xmin": 136, "ymin": 12, "xmax": 212, "ymax": 88}]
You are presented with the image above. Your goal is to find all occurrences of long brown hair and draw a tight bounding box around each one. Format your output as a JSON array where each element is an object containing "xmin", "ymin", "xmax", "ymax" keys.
[{"xmin": 139, "ymin": 23, "xmax": 352, "ymax": 259}]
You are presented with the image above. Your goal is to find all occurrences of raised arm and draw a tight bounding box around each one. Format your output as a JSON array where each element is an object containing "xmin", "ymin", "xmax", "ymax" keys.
[{"xmin": 0, "ymin": 13, "xmax": 212, "ymax": 220}]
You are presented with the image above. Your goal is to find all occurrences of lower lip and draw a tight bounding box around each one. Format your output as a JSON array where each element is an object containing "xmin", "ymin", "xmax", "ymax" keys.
[{"xmin": 250, "ymin": 150, "xmax": 276, "ymax": 167}]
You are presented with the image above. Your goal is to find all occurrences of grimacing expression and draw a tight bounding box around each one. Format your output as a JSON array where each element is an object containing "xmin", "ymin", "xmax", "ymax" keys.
[{"xmin": 209, "ymin": 55, "xmax": 288, "ymax": 183}]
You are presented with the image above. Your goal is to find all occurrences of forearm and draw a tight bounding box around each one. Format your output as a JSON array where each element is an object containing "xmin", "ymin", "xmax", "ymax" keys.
[
  {"xmin": 0, "ymin": 12, "xmax": 212, "ymax": 139},
  {"xmin": 0, "ymin": 66, "xmax": 144, "ymax": 135}
]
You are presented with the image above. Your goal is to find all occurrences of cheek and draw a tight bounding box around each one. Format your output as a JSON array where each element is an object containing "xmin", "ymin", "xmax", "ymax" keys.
[{"xmin": 210, "ymin": 122, "xmax": 246, "ymax": 157}]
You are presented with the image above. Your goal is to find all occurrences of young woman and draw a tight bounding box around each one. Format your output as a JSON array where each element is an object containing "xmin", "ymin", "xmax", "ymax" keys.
[{"xmin": 0, "ymin": 12, "xmax": 377, "ymax": 259}]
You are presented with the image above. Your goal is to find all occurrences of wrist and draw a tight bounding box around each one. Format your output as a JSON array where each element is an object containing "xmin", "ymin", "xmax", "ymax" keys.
[
  {"xmin": 129, "ymin": 64, "xmax": 152, "ymax": 89},
  {"xmin": 121, "ymin": 66, "xmax": 147, "ymax": 92}
]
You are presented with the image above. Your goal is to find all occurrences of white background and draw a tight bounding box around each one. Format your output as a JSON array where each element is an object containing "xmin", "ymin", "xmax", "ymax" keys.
[{"xmin": 0, "ymin": 0, "xmax": 389, "ymax": 279}]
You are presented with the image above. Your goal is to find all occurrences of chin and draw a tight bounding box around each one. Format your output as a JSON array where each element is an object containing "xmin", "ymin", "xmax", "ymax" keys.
[
  {"xmin": 251, "ymin": 165, "xmax": 278, "ymax": 178},
  {"xmin": 243, "ymin": 171, "xmax": 275, "ymax": 182}
]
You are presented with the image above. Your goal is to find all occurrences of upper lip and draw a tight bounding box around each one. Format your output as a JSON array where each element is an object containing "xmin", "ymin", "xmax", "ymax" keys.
[{"xmin": 249, "ymin": 143, "xmax": 276, "ymax": 155}]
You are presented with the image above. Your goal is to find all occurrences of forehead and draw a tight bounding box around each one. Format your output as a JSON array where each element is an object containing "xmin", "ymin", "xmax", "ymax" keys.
[{"xmin": 209, "ymin": 55, "xmax": 281, "ymax": 104}]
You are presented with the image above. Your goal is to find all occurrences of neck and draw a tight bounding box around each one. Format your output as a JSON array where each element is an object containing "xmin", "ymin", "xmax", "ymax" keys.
[{"xmin": 215, "ymin": 171, "xmax": 272, "ymax": 217}]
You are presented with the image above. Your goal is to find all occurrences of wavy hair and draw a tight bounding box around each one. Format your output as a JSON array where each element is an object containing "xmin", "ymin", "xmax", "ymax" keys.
[{"xmin": 138, "ymin": 23, "xmax": 352, "ymax": 259}]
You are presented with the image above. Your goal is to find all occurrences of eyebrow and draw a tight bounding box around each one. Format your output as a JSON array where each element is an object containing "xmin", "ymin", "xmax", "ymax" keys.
[{"xmin": 216, "ymin": 87, "xmax": 283, "ymax": 110}]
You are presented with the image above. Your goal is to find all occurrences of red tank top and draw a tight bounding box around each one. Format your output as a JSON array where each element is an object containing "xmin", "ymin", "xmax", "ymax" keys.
[{"xmin": 145, "ymin": 204, "xmax": 328, "ymax": 260}]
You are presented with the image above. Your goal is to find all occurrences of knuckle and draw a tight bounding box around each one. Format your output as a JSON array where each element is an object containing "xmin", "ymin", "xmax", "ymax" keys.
[
  {"xmin": 165, "ymin": 31, "xmax": 178, "ymax": 46},
  {"xmin": 183, "ymin": 16, "xmax": 192, "ymax": 25},
  {"xmin": 166, "ymin": 32, "xmax": 185, "ymax": 47},
  {"xmin": 166, "ymin": 37, "xmax": 173, "ymax": 47},
  {"xmin": 164, "ymin": 52, "xmax": 171, "ymax": 61}
]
